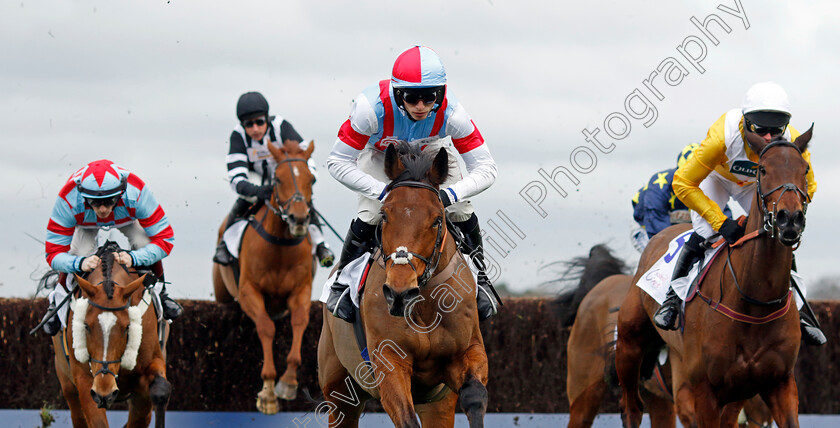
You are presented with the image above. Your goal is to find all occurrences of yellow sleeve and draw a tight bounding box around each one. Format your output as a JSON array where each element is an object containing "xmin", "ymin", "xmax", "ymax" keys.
[
  {"xmin": 672, "ymin": 113, "xmax": 730, "ymax": 231},
  {"xmin": 788, "ymin": 125, "xmax": 817, "ymax": 200}
]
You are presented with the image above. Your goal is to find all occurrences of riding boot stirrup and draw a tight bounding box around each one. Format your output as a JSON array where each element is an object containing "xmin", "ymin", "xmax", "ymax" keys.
[
  {"xmin": 799, "ymin": 310, "xmax": 827, "ymax": 346},
  {"xmin": 41, "ymin": 302, "xmax": 60, "ymax": 336},
  {"xmin": 653, "ymin": 289, "xmax": 681, "ymax": 331}
]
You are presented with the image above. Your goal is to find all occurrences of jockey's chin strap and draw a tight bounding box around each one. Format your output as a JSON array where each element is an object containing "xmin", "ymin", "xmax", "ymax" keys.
[{"xmin": 380, "ymin": 180, "xmax": 448, "ymax": 288}]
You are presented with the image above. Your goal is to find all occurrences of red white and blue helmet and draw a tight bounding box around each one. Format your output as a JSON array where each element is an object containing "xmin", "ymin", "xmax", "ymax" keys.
[
  {"xmin": 74, "ymin": 159, "xmax": 129, "ymax": 199},
  {"xmin": 391, "ymin": 45, "xmax": 447, "ymax": 89}
]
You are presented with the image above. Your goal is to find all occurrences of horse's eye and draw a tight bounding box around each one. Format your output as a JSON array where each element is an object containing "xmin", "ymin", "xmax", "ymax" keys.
[
  {"xmin": 84, "ymin": 324, "xmax": 91, "ymax": 333},
  {"xmin": 125, "ymin": 326, "xmax": 130, "ymax": 336},
  {"xmin": 433, "ymin": 217, "xmax": 443, "ymax": 228},
  {"xmin": 759, "ymin": 166, "xmax": 766, "ymax": 176},
  {"xmin": 381, "ymin": 212, "xmax": 387, "ymax": 222}
]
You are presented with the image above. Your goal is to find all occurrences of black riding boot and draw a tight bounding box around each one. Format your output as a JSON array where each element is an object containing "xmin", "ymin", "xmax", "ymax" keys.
[
  {"xmin": 213, "ymin": 198, "xmax": 252, "ymax": 265},
  {"xmin": 326, "ymin": 218, "xmax": 376, "ymax": 322},
  {"xmin": 454, "ymin": 214, "xmax": 501, "ymax": 321},
  {"xmin": 653, "ymin": 232, "xmax": 704, "ymax": 330},
  {"xmin": 159, "ymin": 283, "xmax": 183, "ymax": 321},
  {"xmin": 41, "ymin": 301, "xmax": 60, "ymax": 336},
  {"xmin": 310, "ymin": 211, "xmax": 335, "ymax": 267},
  {"xmin": 790, "ymin": 256, "xmax": 826, "ymax": 346}
]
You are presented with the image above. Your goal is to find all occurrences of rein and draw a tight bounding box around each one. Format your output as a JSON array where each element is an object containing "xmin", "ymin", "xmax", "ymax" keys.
[
  {"xmin": 252, "ymin": 157, "xmax": 310, "ymax": 246},
  {"xmin": 379, "ymin": 180, "xmax": 448, "ymax": 288}
]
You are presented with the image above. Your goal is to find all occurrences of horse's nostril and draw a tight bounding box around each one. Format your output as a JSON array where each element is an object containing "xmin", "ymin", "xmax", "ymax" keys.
[
  {"xmin": 776, "ymin": 210, "xmax": 790, "ymax": 227},
  {"xmin": 793, "ymin": 210, "xmax": 806, "ymax": 228}
]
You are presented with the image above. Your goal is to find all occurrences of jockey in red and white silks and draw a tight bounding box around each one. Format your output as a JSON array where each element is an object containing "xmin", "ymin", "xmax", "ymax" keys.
[
  {"xmin": 47, "ymin": 160, "xmax": 174, "ymax": 273},
  {"xmin": 323, "ymin": 45, "xmax": 500, "ymax": 322}
]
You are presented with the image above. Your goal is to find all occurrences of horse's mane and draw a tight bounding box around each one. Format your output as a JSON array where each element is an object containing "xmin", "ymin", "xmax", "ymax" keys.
[
  {"xmin": 548, "ymin": 244, "xmax": 629, "ymax": 327},
  {"xmin": 94, "ymin": 241, "xmax": 123, "ymax": 299},
  {"xmin": 387, "ymin": 142, "xmax": 448, "ymax": 187}
]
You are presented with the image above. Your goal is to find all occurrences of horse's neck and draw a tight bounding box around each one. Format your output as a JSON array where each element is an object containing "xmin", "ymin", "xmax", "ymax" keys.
[
  {"xmin": 259, "ymin": 206, "xmax": 293, "ymax": 238},
  {"xmin": 732, "ymin": 201, "xmax": 793, "ymax": 302}
]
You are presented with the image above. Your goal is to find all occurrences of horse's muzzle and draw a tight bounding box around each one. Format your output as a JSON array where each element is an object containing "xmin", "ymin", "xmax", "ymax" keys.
[
  {"xmin": 91, "ymin": 388, "xmax": 119, "ymax": 409},
  {"xmin": 382, "ymin": 284, "xmax": 420, "ymax": 317},
  {"xmin": 776, "ymin": 208, "xmax": 805, "ymax": 246}
]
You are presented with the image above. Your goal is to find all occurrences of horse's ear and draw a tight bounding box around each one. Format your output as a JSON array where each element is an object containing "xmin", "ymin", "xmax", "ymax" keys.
[
  {"xmin": 267, "ymin": 142, "xmax": 285, "ymax": 162},
  {"xmin": 303, "ymin": 140, "xmax": 315, "ymax": 159},
  {"xmin": 793, "ymin": 123, "xmax": 813, "ymax": 153},
  {"xmin": 427, "ymin": 148, "xmax": 450, "ymax": 187},
  {"xmin": 120, "ymin": 275, "xmax": 146, "ymax": 299},
  {"xmin": 744, "ymin": 130, "xmax": 769, "ymax": 156},
  {"xmin": 75, "ymin": 275, "xmax": 97, "ymax": 297},
  {"xmin": 384, "ymin": 144, "xmax": 404, "ymax": 180}
]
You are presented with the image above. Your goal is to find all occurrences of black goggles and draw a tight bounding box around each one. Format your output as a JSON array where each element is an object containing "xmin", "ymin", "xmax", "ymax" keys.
[
  {"xmin": 400, "ymin": 89, "xmax": 438, "ymax": 105},
  {"xmin": 746, "ymin": 120, "xmax": 786, "ymax": 136},
  {"xmin": 242, "ymin": 117, "xmax": 267, "ymax": 128},
  {"xmin": 85, "ymin": 195, "xmax": 121, "ymax": 208}
]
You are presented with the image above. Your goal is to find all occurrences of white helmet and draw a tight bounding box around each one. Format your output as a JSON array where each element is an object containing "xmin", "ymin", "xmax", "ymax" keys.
[{"xmin": 742, "ymin": 82, "xmax": 791, "ymax": 129}]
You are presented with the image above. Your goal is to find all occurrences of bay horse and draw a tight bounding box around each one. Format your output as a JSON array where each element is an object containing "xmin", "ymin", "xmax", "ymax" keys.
[
  {"xmin": 52, "ymin": 241, "xmax": 170, "ymax": 428},
  {"xmin": 212, "ymin": 142, "xmax": 315, "ymax": 414},
  {"xmin": 561, "ymin": 245, "xmax": 772, "ymax": 428},
  {"xmin": 616, "ymin": 128, "xmax": 814, "ymax": 428},
  {"xmin": 318, "ymin": 142, "xmax": 489, "ymax": 427}
]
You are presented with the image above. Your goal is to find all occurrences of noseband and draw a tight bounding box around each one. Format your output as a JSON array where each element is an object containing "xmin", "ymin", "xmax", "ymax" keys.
[
  {"xmin": 380, "ymin": 180, "xmax": 447, "ymax": 288},
  {"xmin": 755, "ymin": 140, "xmax": 810, "ymax": 241}
]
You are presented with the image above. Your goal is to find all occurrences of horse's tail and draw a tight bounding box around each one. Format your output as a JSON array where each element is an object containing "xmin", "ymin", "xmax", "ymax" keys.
[{"xmin": 549, "ymin": 244, "xmax": 628, "ymax": 327}]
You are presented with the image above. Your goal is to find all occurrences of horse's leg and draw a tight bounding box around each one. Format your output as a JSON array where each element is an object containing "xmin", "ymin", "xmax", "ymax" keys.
[
  {"xmin": 567, "ymin": 381, "xmax": 607, "ymax": 428},
  {"xmin": 58, "ymin": 376, "xmax": 90, "ymax": 428},
  {"xmin": 125, "ymin": 392, "xmax": 152, "ymax": 428},
  {"xmin": 640, "ymin": 388, "xmax": 676, "ymax": 428},
  {"xmin": 674, "ymin": 383, "xmax": 697, "ymax": 428},
  {"xmin": 720, "ymin": 400, "xmax": 746, "ymax": 428},
  {"xmin": 692, "ymin": 382, "xmax": 722, "ymax": 428},
  {"xmin": 149, "ymin": 374, "xmax": 171, "ymax": 428},
  {"xmin": 238, "ymin": 282, "xmax": 279, "ymax": 414},
  {"xmin": 276, "ymin": 283, "xmax": 311, "ymax": 400},
  {"xmin": 760, "ymin": 375, "xmax": 799, "ymax": 428},
  {"xmin": 616, "ymin": 287, "xmax": 656, "ymax": 428},
  {"xmin": 444, "ymin": 341, "xmax": 489, "ymax": 428},
  {"xmin": 417, "ymin": 390, "xmax": 458, "ymax": 428},
  {"xmin": 317, "ymin": 313, "xmax": 364, "ymax": 428}
]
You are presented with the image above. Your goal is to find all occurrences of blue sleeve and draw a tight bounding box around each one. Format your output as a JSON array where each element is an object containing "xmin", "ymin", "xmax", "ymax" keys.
[{"xmin": 640, "ymin": 176, "xmax": 673, "ymax": 237}]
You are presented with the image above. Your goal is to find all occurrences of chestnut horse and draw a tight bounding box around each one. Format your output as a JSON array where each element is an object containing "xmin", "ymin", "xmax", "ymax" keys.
[
  {"xmin": 213, "ymin": 142, "xmax": 315, "ymax": 414},
  {"xmin": 318, "ymin": 143, "xmax": 489, "ymax": 427},
  {"xmin": 562, "ymin": 246, "xmax": 772, "ymax": 428},
  {"xmin": 53, "ymin": 241, "xmax": 170, "ymax": 428},
  {"xmin": 616, "ymin": 129, "xmax": 813, "ymax": 428}
]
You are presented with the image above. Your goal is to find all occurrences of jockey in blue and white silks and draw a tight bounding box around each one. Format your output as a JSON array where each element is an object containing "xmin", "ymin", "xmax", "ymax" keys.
[
  {"xmin": 40, "ymin": 159, "xmax": 180, "ymax": 336},
  {"xmin": 323, "ymin": 45, "xmax": 500, "ymax": 322}
]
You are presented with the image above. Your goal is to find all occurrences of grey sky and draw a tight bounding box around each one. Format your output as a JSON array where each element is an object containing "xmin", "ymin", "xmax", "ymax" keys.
[{"xmin": 2, "ymin": 0, "xmax": 838, "ymax": 300}]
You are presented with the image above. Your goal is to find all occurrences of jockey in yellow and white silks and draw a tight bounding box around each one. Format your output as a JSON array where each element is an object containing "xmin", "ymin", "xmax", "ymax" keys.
[{"xmin": 652, "ymin": 82, "xmax": 825, "ymax": 346}]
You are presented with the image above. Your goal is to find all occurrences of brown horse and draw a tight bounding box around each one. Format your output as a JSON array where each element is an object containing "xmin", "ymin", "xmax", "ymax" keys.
[
  {"xmin": 213, "ymin": 142, "xmax": 316, "ymax": 414},
  {"xmin": 52, "ymin": 241, "xmax": 170, "ymax": 428},
  {"xmin": 561, "ymin": 245, "xmax": 772, "ymax": 428},
  {"xmin": 318, "ymin": 143, "xmax": 489, "ymax": 427},
  {"xmin": 555, "ymin": 245, "xmax": 674, "ymax": 428},
  {"xmin": 616, "ymin": 129, "xmax": 813, "ymax": 428}
]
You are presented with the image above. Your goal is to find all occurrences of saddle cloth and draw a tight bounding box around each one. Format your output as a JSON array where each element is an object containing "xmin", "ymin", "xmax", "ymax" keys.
[
  {"xmin": 635, "ymin": 230, "xmax": 722, "ymax": 305},
  {"xmin": 318, "ymin": 252, "xmax": 372, "ymax": 308},
  {"xmin": 222, "ymin": 219, "xmax": 250, "ymax": 259}
]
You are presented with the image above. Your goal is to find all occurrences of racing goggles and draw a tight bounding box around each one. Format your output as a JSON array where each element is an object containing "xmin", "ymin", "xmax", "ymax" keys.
[
  {"xmin": 746, "ymin": 120, "xmax": 786, "ymax": 137},
  {"xmin": 400, "ymin": 88, "xmax": 439, "ymax": 105},
  {"xmin": 242, "ymin": 117, "xmax": 267, "ymax": 128},
  {"xmin": 85, "ymin": 195, "xmax": 121, "ymax": 208}
]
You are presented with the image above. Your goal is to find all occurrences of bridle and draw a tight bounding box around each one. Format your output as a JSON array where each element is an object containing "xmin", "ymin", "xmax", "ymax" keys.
[
  {"xmin": 378, "ymin": 180, "xmax": 447, "ymax": 288},
  {"xmin": 265, "ymin": 157, "xmax": 312, "ymax": 225},
  {"xmin": 755, "ymin": 140, "xmax": 810, "ymax": 241},
  {"xmin": 84, "ymin": 293, "xmax": 136, "ymax": 380}
]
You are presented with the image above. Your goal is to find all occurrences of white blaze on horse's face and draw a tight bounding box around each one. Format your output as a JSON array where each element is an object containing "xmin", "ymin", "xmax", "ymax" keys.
[
  {"xmin": 292, "ymin": 165, "xmax": 300, "ymax": 177},
  {"xmin": 97, "ymin": 312, "xmax": 118, "ymax": 362}
]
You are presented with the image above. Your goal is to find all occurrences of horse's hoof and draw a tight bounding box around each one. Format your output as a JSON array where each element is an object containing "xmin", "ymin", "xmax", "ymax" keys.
[
  {"xmin": 257, "ymin": 383, "xmax": 280, "ymax": 415},
  {"xmin": 256, "ymin": 395, "xmax": 279, "ymax": 415},
  {"xmin": 275, "ymin": 380, "xmax": 298, "ymax": 400}
]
